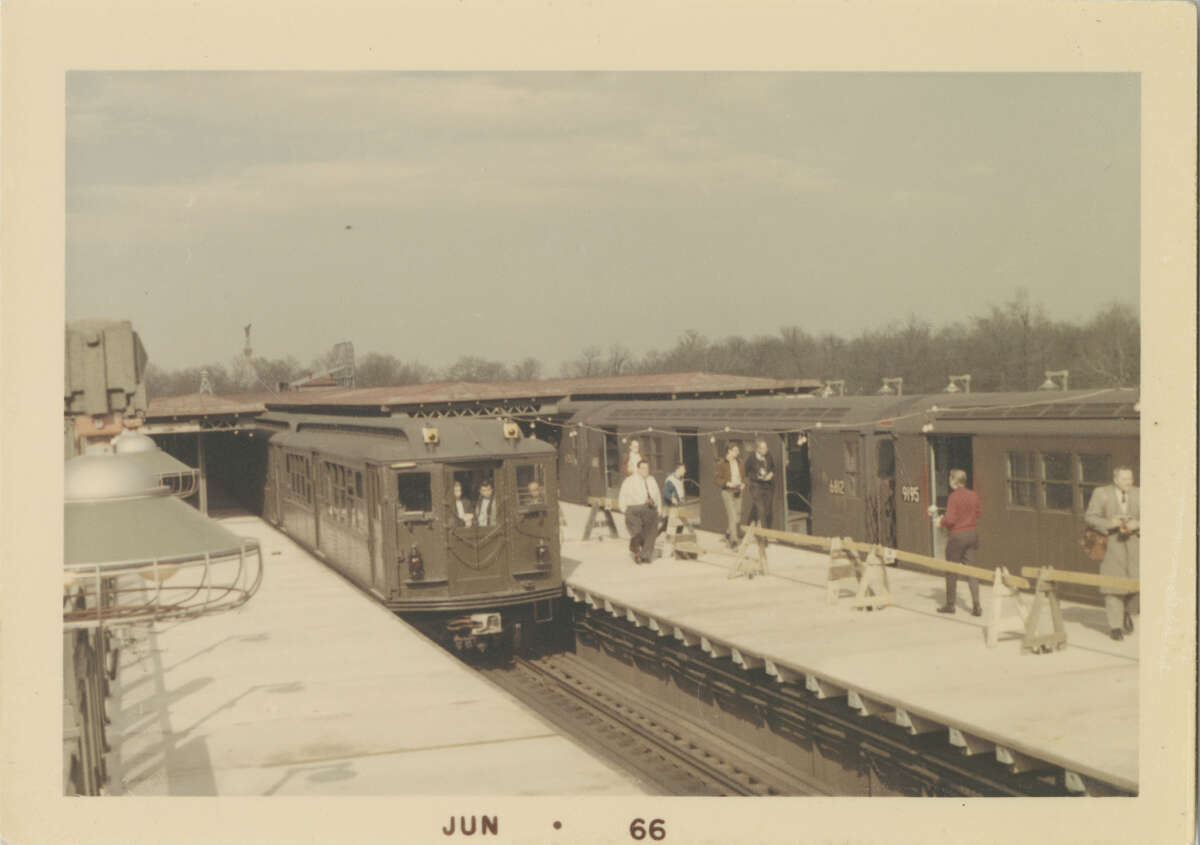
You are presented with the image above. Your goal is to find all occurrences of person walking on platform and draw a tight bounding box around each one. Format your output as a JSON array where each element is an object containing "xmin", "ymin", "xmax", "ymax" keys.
[
  {"xmin": 743, "ymin": 438, "xmax": 776, "ymax": 535},
  {"xmin": 714, "ymin": 442, "xmax": 746, "ymax": 548},
  {"xmin": 936, "ymin": 468, "xmax": 982, "ymax": 616},
  {"xmin": 618, "ymin": 460, "xmax": 662, "ymax": 564},
  {"xmin": 1085, "ymin": 466, "xmax": 1140, "ymax": 641}
]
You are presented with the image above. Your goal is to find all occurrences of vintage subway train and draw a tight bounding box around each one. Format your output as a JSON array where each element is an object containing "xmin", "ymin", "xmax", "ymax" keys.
[
  {"xmin": 259, "ymin": 410, "xmax": 563, "ymax": 651},
  {"xmin": 556, "ymin": 388, "xmax": 1139, "ymax": 601}
]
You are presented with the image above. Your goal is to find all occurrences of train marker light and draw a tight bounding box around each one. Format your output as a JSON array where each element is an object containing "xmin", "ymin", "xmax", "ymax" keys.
[
  {"xmin": 408, "ymin": 544, "xmax": 425, "ymax": 580},
  {"xmin": 536, "ymin": 538, "xmax": 551, "ymax": 568},
  {"xmin": 422, "ymin": 426, "xmax": 440, "ymax": 444},
  {"xmin": 502, "ymin": 421, "xmax": 521, "ymax": 439}
]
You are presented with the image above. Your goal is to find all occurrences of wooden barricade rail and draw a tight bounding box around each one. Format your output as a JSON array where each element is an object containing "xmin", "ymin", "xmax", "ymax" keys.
[
  {"xmin": 743, "ymin": 525, "xmax": 1032, "ymax": 590},
  {"xmin": 1018, "ymin": 567, "xmax": 1138, "ymax": 594}
]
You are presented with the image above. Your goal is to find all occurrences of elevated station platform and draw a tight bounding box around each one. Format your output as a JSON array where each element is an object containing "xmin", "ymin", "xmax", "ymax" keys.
[
  {"xmin": 560, "ymin": 503, "xmax": 1138, "ymax": 795},
  {"xmin": 106, "ymin": 514, "xmax": 643, "ymax": 796}
]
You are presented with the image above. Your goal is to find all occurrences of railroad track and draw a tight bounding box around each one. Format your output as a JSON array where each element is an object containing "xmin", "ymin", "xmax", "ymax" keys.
[{"xmin": 477, "ymin": 651, "xmax": 822, "ymax": 796}]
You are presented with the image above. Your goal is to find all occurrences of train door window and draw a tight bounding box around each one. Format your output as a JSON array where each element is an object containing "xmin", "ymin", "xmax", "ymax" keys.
[
  {"xmin": 876, "ymin": 439, "xmax": 895, "ymax": 479},
  {"xmin": 1042, "ymin": 452, "xmax": 1073, "ymax": 512},
  {"xmin": 676, "ymin": 429, "xmax": 700, "ymax": 498},
  {"xmin": 785, "ymin": 433, "xmax": 812, "ymax": 531},
  {"xmin": 1079, "ymin": 454, "xmax": 1111, "ymax": 511},
  {"xmin": 639, "ymin": 435, "xmax": 663, "ymax": 474},
  {"xmin": 843, "ymin": 438, "xmax": 858, "ymax": 497},
  {"xmin": 602, "ymin": 428, "xmax": 620, "ymax": 493},
  {"xmin": 396, "ymin": 472, "xmax": 432, "ymax": 520},
  {"xmin": 516, "ymin": 463, "xmax": 547, "ymax": 509},
  {"xmin": 1006, "ymin": 452, "xmax": 1037, "ymax": 508}
]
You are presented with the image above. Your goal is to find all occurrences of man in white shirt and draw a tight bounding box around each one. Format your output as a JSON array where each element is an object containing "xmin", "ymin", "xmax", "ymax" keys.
[{"xmin": 618, "ymin": 460, "xmax": 662, "ymax": 564}]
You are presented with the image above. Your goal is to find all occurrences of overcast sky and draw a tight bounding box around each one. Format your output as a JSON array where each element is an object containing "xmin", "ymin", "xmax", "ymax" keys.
[{"xmin": 66, "ymin": 72, "xmax": 1139, "ymax": 373}]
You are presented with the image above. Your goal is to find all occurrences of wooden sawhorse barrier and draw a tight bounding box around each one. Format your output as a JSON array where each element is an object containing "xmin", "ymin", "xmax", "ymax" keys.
[
  {"xmin": 1017, "ymin": 566, "xmax": 1139, "ymax": 654},
  {"xmin": 581, "ymin": 496, "xmax": 621, "ymax": 541}
]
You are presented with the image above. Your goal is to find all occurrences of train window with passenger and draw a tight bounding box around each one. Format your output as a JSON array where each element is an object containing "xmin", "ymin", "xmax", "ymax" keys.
[
  {"xmin": 1006, "ymin": 452, "xmax": 1037, "ymax": 508},
  {"xmin": 516, "ymin": 463, "xmax": 546, "ymax": 509},
  {"xmin": 1042, "ymin": 452, "xmax": 1073, "ymax": 512},
  {"xmin": 1079, "ymin": 454, "xmax": 1111, "ymax": 510},
  {"xmin": 396, "ymin": 472, "xmax": 432, "ymax": 518}
]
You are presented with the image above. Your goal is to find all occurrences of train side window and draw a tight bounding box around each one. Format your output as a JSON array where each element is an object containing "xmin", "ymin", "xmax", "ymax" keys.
[
  {"xmin": 1079, "ymin": 454, "xmax": 1111, "ymax": 510},
  {"xmin": 396, "ymin": 472, "xmax": 432, "ymax": 518},
  {"xmin": 1042, "ymin": 452, "xmax": 1073, "ymax": 511},
  {"xmin": 1006, "ymin": 451, "xmax": 1036, "ymax": 508},
  {"xmin": 517, "ymin": 464, "xmax": 547, "ymax": 508}
]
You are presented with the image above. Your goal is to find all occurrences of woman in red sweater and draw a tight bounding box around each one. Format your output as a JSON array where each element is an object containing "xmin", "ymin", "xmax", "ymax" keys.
[{"xmin": 937, "ymin": 468, "xmax": 982, "ymax": 616}]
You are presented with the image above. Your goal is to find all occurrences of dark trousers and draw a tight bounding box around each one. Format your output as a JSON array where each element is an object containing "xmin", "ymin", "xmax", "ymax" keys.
[
  {"xmin": 944, "ymin": 530, "xmax": 980, "ymax": 609},
  {"xmin": 625, "ymin": 505, "xmax": 659, "ymax": 562},
  {"xmin": 747, "ymin": 484, "xmax": 774, "ymax": 529}
]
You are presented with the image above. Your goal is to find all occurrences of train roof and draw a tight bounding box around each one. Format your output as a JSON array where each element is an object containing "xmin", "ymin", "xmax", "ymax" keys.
[
  {"xmin": 565, "ymin": 388, "xmax": 1140, "ymax": 435},
  {"xmin": 259, "ymin": 411, "xmax": 556, "ymax": 464}
]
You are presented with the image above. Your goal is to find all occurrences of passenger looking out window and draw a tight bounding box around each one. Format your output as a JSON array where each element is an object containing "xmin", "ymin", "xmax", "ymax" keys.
[{"xmin": 475, "ymin": 479, "xmax": 498, "ymax": 527}]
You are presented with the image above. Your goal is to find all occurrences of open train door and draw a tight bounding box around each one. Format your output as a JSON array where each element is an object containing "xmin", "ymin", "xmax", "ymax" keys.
[{"xmin": 927, "ymin": 435, "xmax": 973, "ymax": 558}]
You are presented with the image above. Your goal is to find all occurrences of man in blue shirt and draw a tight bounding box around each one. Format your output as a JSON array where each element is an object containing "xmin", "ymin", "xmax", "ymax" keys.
[{"xmin": 662, "ymin": 463, "xmax": 686, "ymax": 508}]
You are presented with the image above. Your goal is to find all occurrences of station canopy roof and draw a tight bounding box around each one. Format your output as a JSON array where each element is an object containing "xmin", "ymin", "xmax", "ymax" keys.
[{"xmin": 145, "ymin": 373, "xmax": 819, "ymax": 422}]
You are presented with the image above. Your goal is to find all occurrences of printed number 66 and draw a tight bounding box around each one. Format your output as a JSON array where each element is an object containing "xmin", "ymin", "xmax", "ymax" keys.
[{"xmin": 630, "ymin": 818, "xmax": 666, "ymax": 840}]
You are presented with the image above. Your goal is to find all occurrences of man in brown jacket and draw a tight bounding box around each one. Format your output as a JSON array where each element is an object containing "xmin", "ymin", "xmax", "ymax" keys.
[{"xmin": 714, "ymin": 442, "xmax": 745, "ymax": 547}]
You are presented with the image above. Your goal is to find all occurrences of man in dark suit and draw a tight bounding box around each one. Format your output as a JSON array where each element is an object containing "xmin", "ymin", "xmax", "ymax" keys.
[
  {"xmin": 743, "ymin": 438, "xmax": 777, "ymax": 533},
  {"xmin": 1085, "ymin": 466, "xmax": 1140, "ymax": 640},
  {"xmin": 714, "ymin": 442, "xmax": 745, "ymax": 547},
  {"xmin": 474, "ymin": 479, "xmax": 498, "ymax": 528}
]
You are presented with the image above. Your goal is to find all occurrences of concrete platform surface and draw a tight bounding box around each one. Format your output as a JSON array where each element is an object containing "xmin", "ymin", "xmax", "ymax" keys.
[
  {"xmin": 106, "ymin": 514, "xmax": 644, "ymax": 796},
  {"xmin": 560, "ymin": 502, "xmax": 1138, "ymax": 793}
]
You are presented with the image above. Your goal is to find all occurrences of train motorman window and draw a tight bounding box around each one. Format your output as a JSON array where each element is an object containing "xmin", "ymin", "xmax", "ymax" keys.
[
  {"xmin": 1007, "ymin": 452, "xmax": 1036, "ymax": 508},
  {"xmin": 517, "ymin": 464, "xmax": 546, "ymax": 507},
  {"xmin": 396, "ymin": 473, "xmax": 432, "ymax": 516},
  {"xmin": 1042, "ymin": 453, "xmax": 1073, "ymax": 511}
]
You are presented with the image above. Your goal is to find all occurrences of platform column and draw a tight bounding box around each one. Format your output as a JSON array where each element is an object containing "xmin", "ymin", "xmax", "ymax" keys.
[{"xmin": 197, "ymin": 432, "xmax": 208, "ymax": 516}]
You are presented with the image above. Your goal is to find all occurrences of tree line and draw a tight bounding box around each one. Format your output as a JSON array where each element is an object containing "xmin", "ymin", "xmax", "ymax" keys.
[{"xmin": 145, "ymin": 293, "xmax": 1139, "ymax": 399}]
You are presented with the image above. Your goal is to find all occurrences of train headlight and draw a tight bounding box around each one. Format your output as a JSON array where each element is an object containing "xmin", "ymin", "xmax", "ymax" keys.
[
  {"xmin": 408, "ymin": 544, "xmax": 424, "ymax": 580},
  {"xmin": 535, "ymin": 538, "xmax": 551, "ymax": 569}
]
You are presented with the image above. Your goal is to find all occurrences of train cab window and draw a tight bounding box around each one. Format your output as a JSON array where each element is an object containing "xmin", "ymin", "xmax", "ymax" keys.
[
  {"xmin": 396, "ymin": 473, "xmax": 432, "ymax": 518},
  {"xmin": 1042, "ymin": 452, "xmax": 1073, "ymax": 512},
  {"xmin": 1006, "ymin": 452, "xmax": 1037, "ymax": 508},
  {"xmin": 1079, "ymin": 454, "xmax": 1111, "ymax": 510},
  {"xmin": 517, "ymin": 464, "xmax": 546, "ymax": 509}
]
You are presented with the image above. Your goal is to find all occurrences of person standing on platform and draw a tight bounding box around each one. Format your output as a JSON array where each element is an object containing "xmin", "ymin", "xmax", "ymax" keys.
[
  {"xmin": 936, "ymin": 468, "xmax": 982, "ymax": 616},
  {"xmin": 714, "ymin": 442, "xmax": 746, "ymax": 548},
  {"xmin": 743, "ymin": 438, "xmax": 777, "ymax": 534},
  {"xmin": 624, "ymin": 439, "xmax": 644, "ymax": 477},
  {"xmin": 618, "ymin": 460, "xmax": 662, "ymax": 564},
  {"xmin": 1085, "ymin": 466, "xmax": 1140, "ymax": 641},
  {"xmin": 661, "ymin": 462, "xmax": 687, "ymax": 536},
  {"xmin": 662, "ymin": 463, "xmax": 686, "ymax": 509}
]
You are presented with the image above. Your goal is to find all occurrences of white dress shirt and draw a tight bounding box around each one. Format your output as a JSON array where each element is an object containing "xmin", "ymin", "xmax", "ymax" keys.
[{"xmin": 619, "ymin": 473, "xmax": 662, "ymax": 512}]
